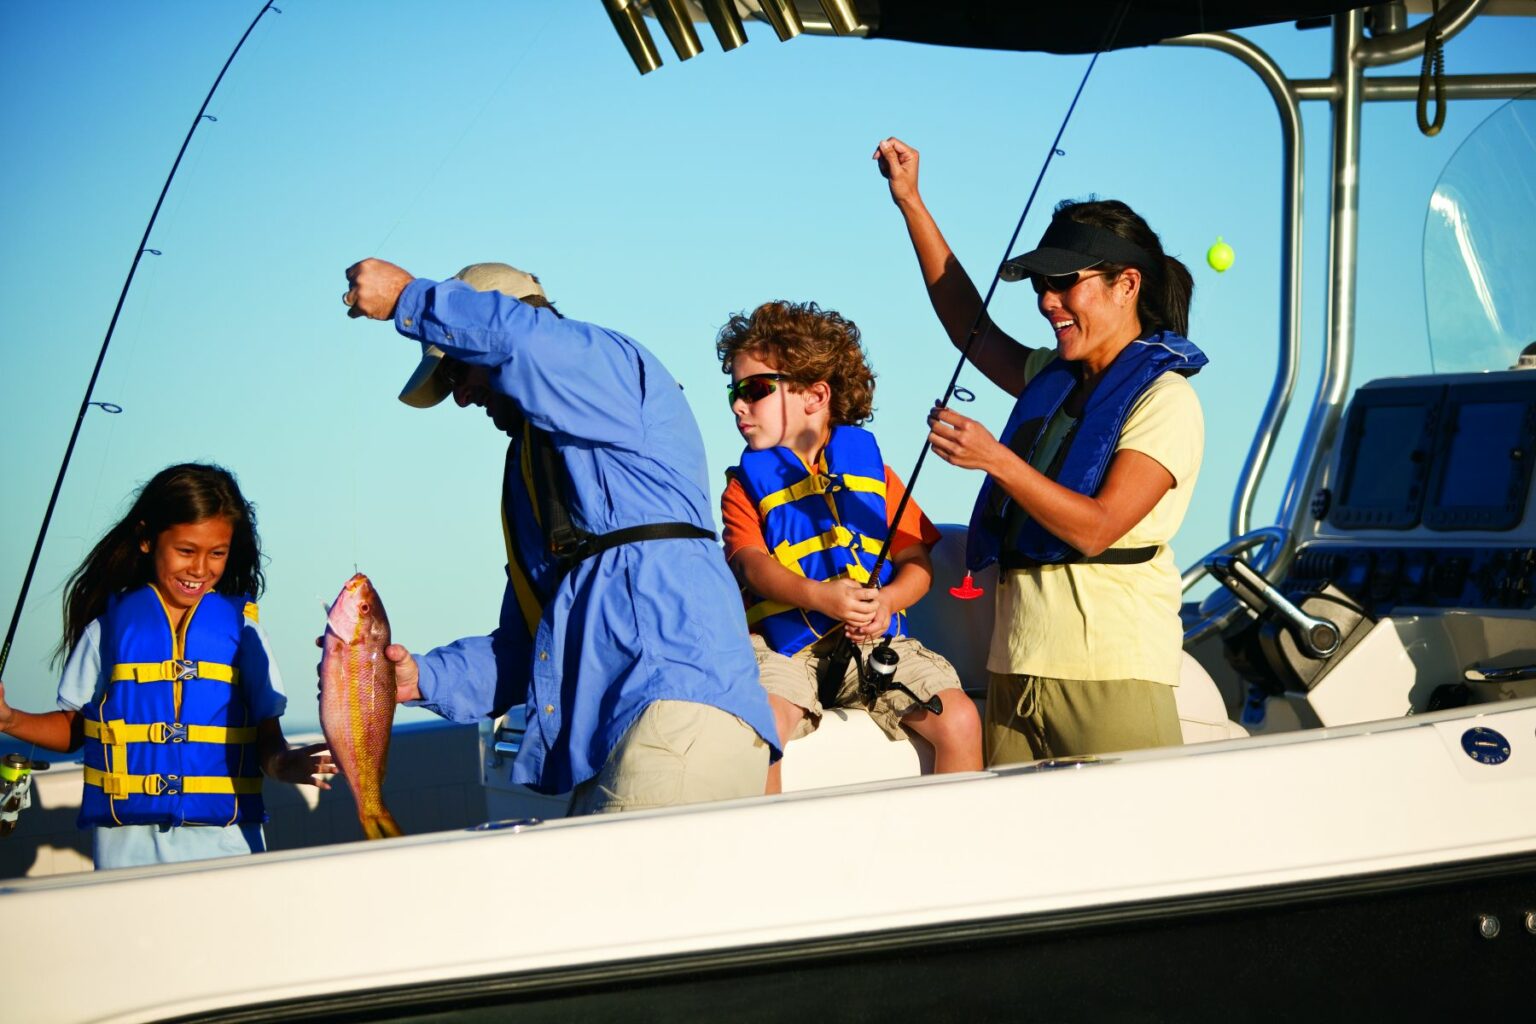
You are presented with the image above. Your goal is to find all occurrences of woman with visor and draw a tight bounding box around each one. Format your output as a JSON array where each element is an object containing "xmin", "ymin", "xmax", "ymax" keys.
[{"xmin": 874, "ymin": 137, "xmax": 1207, "ymax": 764}]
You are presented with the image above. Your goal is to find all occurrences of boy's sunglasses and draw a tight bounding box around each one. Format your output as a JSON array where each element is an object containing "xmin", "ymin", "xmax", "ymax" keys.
[
  {"xmin": 1030, "ymin": 267, "xmax": 1107, "ymax": 296},
  {"xmin": 727, "ymin": 373, "xmax": 794, "ymax": 406}
]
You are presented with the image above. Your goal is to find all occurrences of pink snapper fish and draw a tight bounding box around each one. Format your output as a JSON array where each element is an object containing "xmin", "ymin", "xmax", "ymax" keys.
[{"xmin": 320, "ymin": 572, "xmax": 403, "ymax": 839}]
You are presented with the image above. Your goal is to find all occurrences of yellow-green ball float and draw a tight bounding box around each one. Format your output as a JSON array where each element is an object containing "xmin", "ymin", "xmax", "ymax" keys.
[{"xmin": 1207, "ymin": 236, "xmax": 1235, "ymax": 273}]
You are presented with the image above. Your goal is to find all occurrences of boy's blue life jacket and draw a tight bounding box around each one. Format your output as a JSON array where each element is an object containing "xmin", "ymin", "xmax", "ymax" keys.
[
  {"xmin": 78, "ymin": 585, "xmax": 265, "ymax": 829},
  {"xmin": 966, "ymin": 331, "xmax": 1208, "ymax": 571},
  {"xmin": 732, "ymin": 425, "xmax": 904, "ymax": 656}
]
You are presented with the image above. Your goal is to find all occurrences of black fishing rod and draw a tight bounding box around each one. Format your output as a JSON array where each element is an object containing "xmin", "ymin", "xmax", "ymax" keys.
[
  {"xmin": 819, "ymin": 3, "xmax": 1133, "ymax": 710},
  {"xmin": 0, "ymin": 2, "xmax": 281, "ymax": 679}
]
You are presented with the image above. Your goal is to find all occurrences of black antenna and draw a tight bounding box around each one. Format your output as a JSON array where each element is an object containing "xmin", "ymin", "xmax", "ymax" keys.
[{"xmin": 0, "ymin": 2, "xmax": 280, "ymax": 677}]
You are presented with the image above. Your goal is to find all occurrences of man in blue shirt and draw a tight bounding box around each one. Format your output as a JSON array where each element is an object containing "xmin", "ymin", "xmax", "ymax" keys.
[{"xmin": 343, "ymin": 258, "xmax": 777, "ymax": 812}]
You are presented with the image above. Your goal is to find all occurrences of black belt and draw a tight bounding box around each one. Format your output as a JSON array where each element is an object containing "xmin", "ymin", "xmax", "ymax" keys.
[
  {"xmin": 1001, "ymin": 545, "xmax": 1158, "ymax": 570},
  {"xmin": 550, "ymin": 522, "xmax": 716, "ymax": 565}
]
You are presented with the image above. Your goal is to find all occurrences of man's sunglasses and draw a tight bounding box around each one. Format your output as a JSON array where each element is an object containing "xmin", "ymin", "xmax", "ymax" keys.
[
  {"xmin": 726, "ymin": 373, "xmax": 794, "ymax": 406},
  {"xmin": 1030, "ymin": 268, "xmax": 1107, "ymax": 296}
]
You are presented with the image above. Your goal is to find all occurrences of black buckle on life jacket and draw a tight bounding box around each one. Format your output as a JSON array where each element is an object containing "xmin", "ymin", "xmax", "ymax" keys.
[
  {"xmin": 548, "ymin": 526, "xmax": 594, "ymax": 563},
  {"xmin": 174, "ymin": 659, "xmax": 198, "ymax": 682}
]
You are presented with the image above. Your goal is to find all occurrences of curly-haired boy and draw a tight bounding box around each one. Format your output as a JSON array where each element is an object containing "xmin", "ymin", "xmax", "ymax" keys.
[{"xmin": 717, "ymin": 300, "xmax": 981, "ymax": 793}]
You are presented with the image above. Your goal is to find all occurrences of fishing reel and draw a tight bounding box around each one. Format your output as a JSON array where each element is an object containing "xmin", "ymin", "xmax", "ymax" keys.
[
  {"xmin": 852, "ymin": 638, "xmax": 942, "ymax": 717},
  {"xmin": 1, "ymin": 752, "xmax": 49, "ymax": 838}
]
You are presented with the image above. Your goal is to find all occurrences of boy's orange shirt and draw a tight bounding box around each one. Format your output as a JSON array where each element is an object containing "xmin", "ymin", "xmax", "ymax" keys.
[{"xmin": 721, "ymin": 465, "xmax": 942, "ymax": 565}]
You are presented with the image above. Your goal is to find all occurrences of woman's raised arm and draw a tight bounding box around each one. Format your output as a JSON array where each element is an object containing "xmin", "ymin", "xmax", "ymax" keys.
[{"xmin": 875, "ymin": 137, "xmax": 1034, "ymax": 397}]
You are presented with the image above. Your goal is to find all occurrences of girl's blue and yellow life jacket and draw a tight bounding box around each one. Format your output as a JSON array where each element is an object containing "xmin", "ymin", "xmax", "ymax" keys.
[
  {"xmin": 78, "ymin": 585, "xmax": 264, "ymax": 829},
  {"xmin": 732, "ymin": 425, "xmax": 903, "ymax": 656},
  {"xmin": 965, "ymin": 331, "xmax": 1207, "ymax": 571}
]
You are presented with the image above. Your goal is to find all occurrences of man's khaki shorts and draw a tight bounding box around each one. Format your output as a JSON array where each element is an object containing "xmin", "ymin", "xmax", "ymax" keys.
[
  {"xmin": 752, "ymin": 632, "xmax": 962, "ymax": 741},
  {"xmin": 569, "ymin": 700, "xmax": 769, "ymax": 815},
  {"xmin": 985, "ymin": 673, "xmax": 1182, "ymax": 766}
]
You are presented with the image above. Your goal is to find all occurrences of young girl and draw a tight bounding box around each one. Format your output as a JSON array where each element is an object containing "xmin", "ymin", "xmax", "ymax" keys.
[{"xmin": 0, "ymin": 463, "xmax": 332, "ymax": 869}]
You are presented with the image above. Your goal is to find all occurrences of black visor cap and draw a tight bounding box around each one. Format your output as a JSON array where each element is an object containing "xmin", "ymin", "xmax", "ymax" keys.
[{"xmin": 1001, "ymin": 219, "xmax": 1156, "ymax": 282}]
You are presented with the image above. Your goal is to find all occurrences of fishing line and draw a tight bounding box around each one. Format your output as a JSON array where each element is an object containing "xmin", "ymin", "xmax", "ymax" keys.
[
  {"xmin": 819, "ymin": 0, "xmax": 1133, "ymax": 699},
  {"xmin": 0, "ymin": 1, "xmax": 282, "ymax": 679}
]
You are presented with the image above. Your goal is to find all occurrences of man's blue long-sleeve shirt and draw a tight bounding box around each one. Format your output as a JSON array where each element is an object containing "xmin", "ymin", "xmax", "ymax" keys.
[{"xmin": 394, "ymin": 278, "xmax": 777, "ymax": 794}]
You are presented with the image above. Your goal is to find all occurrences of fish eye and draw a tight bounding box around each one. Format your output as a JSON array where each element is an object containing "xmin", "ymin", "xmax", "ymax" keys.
[{"xmin": 359, "ymin": 602, "xmax": 371, "ymax": 614}]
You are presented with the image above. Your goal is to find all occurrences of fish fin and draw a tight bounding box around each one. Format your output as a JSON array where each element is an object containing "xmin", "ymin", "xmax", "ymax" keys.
[{"xmin": 361, "ymin": 810, "xmax": 405, "ymax": 840}]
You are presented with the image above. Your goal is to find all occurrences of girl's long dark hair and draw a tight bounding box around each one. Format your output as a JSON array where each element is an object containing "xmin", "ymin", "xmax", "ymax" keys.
[{"xmin": 55, "ymin": 463, "xmax": 263, "ymax": 664}]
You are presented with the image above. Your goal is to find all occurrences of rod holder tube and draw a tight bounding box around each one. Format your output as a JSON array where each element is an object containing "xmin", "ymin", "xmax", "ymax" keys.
[
  {"xmin": 603, "ymin": 0, "xmax": 663, "ymax": 74},
  {"xmin": 758, "ymin": 0, "xmax": 804, "ymax": 42},
  {"xmin": 816, "ymin": 0, "xmax": 862, "ymax": 35},
  {"xmin": 701, "ymin": 0, "xmax": 748, "ymax": 50},
  {"xmin": 652, "ymin": 0, "xmax": 703, "ymax": 61}
]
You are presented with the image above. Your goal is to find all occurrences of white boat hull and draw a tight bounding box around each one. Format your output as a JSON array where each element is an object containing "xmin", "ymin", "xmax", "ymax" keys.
[{"xmin": 6, "ymin": 698, "xmax": 1534, "ymax": 1022}]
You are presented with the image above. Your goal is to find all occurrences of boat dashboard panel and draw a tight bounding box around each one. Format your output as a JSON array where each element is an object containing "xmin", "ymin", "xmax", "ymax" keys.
[
  {"xmin": 1322, "ymin": 371, "xmax": 1536, "ymax": 535},
  {"xmin": 1287, "ymin": 542, "xmax": 1536, "ymax": 615},
  {"xmin": 1287, "ymin": 371, "xmax": 1536, "ymax": 617}
]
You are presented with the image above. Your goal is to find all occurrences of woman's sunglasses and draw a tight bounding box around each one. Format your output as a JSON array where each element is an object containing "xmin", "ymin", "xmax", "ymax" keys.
[
  {"xmin": 1030, "ymin": 268, "xmax": 1107, "ymax": 296},
  {"xmin": 726, "ymin": 373, "xmax": 793, "ymax": 406}
]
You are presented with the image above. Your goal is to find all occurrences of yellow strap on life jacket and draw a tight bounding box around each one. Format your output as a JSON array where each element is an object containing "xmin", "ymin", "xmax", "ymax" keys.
[
  {"xmin": 772, "ymin": 525, "xmax": 854, "ymax": 574},
  {"xmin": 109, "ymin": 660, "xmax": 238, "ymax": 684},
  {"xmin": 84, "ymin": 719, "xmax": 257, "ymax": 745},
  {"xmin": 756, "ymin": 473, "xmax": 831, "ymax": 517},
  {"xmin": 838, "ymin": 472, "xmax": 887, "ymax": 498},
  {"xmin": 502, "ymin": 438, "xmax": 544, "ymax": 638},
  {"xmin": 243, "ymin": 601, "xmax": 259, "ymax": 622},
  {"xmin": 745, "ymin": 599, "xmax": 798, "ymax": 626},
  {"xmin": 755, "ymin": 471, "xmax": 887, "ymax": 519},
  {"xmin": 83, "ymin": 766, "xmax": 262, "ymax": 798}
]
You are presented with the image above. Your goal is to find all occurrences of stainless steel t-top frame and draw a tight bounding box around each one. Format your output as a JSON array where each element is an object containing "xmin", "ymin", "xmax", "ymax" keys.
[{"xmin": 1166, "ymin": 1, "xmax": 1536, "ymax": 596}]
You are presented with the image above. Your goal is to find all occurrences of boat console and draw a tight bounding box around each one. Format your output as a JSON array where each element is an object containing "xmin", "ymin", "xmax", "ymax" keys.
[{"xmin": 1215, "ymin": 370, "xmax": 1536, "ymax": 726}]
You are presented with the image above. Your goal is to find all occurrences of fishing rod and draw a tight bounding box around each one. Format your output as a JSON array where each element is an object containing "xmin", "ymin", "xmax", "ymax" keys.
[
  {"xmin": 818, "ymin": 2, "xmax": 1133, "ymax": 710},
  {"xmin": 0, "ymin": 2, "xmax": 281, "ymax": 679}
]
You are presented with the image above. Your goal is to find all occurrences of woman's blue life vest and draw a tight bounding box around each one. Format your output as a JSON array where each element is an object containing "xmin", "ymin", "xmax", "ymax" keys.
[
  {"xmin": 78, "ymin": 585, "xmax": 266, "ymax": 829},
  {"xmin": 731, "ymin": 425, "xmax": 905, "ymax": 656},
  {"xmin": 965, "ymin": 331, "xmax": 1208, "ymax": 571}
]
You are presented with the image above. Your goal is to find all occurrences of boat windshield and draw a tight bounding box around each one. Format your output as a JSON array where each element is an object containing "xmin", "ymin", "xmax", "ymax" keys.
[{"xmin": 1422, "ymin": 90, "xmax": 1536, "ymax": 373}]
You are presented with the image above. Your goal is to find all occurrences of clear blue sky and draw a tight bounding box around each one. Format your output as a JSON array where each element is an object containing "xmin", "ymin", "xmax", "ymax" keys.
[{"xmin": 3, "ymin": 2, "xmax": 1533, "ymax": 732}]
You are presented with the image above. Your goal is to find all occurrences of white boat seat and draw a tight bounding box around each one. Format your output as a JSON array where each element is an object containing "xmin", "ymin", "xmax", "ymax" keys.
[{"xmin": 909, "ymin": 525, "xmax": 1247, "ymax": 745}]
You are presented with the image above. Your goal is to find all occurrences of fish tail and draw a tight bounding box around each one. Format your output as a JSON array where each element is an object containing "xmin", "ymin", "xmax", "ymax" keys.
[{"xmin": 360, "ymin": 808, "xmax": 404, "ymax": 840}]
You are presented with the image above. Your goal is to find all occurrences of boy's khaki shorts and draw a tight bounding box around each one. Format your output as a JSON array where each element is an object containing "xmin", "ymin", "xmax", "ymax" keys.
[
  {"xmin": 752, "ymin": 632, "xmax": 961, "ymax": 741},
  {"xmin": 569, "ymin": 700, "xmax": 769, "ymax": 815}
]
